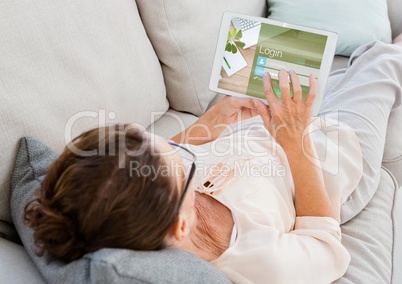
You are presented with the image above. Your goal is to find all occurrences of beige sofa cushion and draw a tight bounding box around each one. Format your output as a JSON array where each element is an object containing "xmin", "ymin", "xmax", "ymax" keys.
[
  {"xmin": 388, "ymin": 0, "xmax": 402, "ymax": 38},
  {"xmin": 0, "ymin": 238, "xmax": 44, "ymax": 283},
  {"xmin": 382, "ymin": 108, "xmax": 402, "ymax": 187},
  {"xmin": 136, "ymin": 0, "xmax": 267, "ymax": 116},
  {"xmin": 147, "ymin": 109, "xmax": 199, "ymax": 140},
  {"xmin": 0, "ymin": 0, "xmax": 168, "ymax": 238},
  {"xmin": 334, "ymin": 168, "xmax": 397, "ymax": 284}
]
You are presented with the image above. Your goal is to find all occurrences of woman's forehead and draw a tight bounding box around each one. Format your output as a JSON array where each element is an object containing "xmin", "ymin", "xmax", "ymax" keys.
[
  {"xmin": 149, "ymin": 133, "xmax": 177, "ymax": 156},
  {"xmin": 148, "ymin": 133, "xmax": 186, "ymax": 187}
]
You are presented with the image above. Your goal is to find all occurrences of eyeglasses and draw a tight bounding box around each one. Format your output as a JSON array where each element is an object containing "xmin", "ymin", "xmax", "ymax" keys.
[{"xmin": 167, "ymin": 141, "xmax": 196, "ymax": 210}]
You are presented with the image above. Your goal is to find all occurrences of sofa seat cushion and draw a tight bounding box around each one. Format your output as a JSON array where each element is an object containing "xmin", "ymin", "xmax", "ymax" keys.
[
  {"xmin": 331, "ymin": 56, "xmax": 349, "ymax": 72},
  {"xmin": 382, "ymin": 106, "xmax": 402, "ymax": 187},
  {"xmin": 393, "ymin": 185, "xmax": 402, "ymax": 283},
  {"xmin": 10, "ymin": 137, "xmax": 231, "ymax": 284},
  {"xmin": 147, "ymin": 108, "xmax": 199, "ymax": 140},
  {"xmin": 334, "ymin": 168, "xmax": 398, "ymax": 283},
  {"xmin": 388, "ymin": 0, "xmax": 402, "ymax": 38},
  {"xmin": 0, "ymin": 0, "xmax": 169, "ymax": 239}
]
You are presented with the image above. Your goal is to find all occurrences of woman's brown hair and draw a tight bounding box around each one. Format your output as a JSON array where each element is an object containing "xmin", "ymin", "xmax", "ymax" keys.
[{"xmin": 24, "ymin": 124, "xmax": 181, "ymax": 263}]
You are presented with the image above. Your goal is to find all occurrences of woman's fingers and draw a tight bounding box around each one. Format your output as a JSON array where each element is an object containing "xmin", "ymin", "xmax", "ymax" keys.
[
  {"xmin": 254, "ymin": 100, "xmax": 272, "ymax": 129},
  {"xmin": 225, "ymin": 96, "xmax": 258, "ymax": 110},
  {"xmin": 305, "ymin": 74, "xmax": 317, "ymax": 108},
  {"xmin": 214, "ymin": 96, "xmax": 261, "ymax": 124},
  {"xmin": 255, "ymin": 70, "xmax": 314, "ymax": 150},
  {"xmin": 289, "ymin": 70, "xmax": 302, "ymax": 102},
  {"xmin": 278, "ymin": 69, "xmax": 292, "ymax": 105},
  {"xmin": 262, "ymin": 72, "xmax": 279, "ymax": 107}
]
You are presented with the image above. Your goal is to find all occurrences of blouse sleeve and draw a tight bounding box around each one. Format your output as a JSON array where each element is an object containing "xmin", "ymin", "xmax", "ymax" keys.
[
  {"xmin": 213, "ymin": 216, "xmax": 350, "ymax": 284},
  {"xmin": 270, "ymin": 216, "xmax": 350, "ymax": 284}
]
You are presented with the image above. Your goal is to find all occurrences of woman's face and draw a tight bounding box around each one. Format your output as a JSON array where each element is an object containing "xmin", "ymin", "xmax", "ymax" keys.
[{"xmin": 150, "ymin": 133, "xmax": 196, "ymax": 223}]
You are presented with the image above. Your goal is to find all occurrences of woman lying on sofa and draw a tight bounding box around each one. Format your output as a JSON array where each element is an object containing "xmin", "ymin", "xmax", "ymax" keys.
[{"xmin": 24, "ymin": 36, "xmax": 402, "ymax": 283}]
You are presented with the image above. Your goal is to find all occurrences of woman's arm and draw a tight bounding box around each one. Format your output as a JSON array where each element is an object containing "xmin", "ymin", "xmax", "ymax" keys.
[
  {"xmin": 171, "ymin": 96, "xmax": 259, "ymax": 145},
  {"xmin": 255, "ymin": 70, "xmax": 336, "ymax": 219}
]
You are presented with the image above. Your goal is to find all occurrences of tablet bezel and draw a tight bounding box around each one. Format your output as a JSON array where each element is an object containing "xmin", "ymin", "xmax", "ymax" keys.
[{"xmin": 209, "ymin": 12, "xmax": 338, "ymax": 116}]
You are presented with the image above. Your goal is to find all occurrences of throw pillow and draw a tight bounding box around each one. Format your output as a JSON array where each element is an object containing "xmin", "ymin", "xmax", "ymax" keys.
[
  {"xmin": 267, "ymin": 0, "xmax": 392, "ymax": 56},
  {"xmin": 10, "ymin": 137, "xmax": 231, "ymax": 284}
]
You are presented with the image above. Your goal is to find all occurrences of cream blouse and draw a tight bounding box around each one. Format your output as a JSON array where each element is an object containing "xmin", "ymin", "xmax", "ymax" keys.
[{"xmin": 185, "ymin": 116, "xmax": 363, "ymax": 284}]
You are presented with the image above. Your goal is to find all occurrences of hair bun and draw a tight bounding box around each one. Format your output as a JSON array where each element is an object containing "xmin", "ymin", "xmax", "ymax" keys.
[{"xmin": 25, "ymin": 199, "xmax": 85, "ymax": 262}]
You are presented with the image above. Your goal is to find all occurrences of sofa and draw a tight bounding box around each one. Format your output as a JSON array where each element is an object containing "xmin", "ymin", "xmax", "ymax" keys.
[{"xmin": 1, "ymin": 0, "xmax": 401, "ymax": 283}]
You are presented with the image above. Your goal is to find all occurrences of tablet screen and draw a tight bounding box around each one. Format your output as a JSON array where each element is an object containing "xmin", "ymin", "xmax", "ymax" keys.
[
  {"xmin": 218, "ymin": 17, "xmax": 328, "ymax": 100},
  {"xmin": 210, "ymin": 13, "xmax": 337, "ymax": 115}
]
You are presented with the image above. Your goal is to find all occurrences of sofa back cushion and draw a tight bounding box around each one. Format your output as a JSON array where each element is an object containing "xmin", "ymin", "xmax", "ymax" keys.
[
  {"xmin": 0, "ymin": 0, "xmax": 168, "ymax": 239},
  {"xmin": 136, "ymin": 0, "xmax": 268, "ymax": 116}
]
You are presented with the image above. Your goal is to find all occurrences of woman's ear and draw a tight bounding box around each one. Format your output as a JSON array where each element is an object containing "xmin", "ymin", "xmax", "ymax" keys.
[
  {"xmin": 163, "ymin": 213, "xmax": 191, "ymax": 246},
  {"xmin": 173, "ymin": 213, "xmax": 190, "ymax": 241}
]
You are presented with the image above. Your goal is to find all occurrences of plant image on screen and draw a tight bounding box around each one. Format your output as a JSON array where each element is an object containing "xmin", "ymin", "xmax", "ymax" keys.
[{"xmin": 226, "ymin": 28, "xmax": 246, "ymax": 54}]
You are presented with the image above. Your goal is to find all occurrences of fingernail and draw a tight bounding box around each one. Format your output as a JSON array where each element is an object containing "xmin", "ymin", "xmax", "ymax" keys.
[
  {"xmin": 263, "ymin": 72, "xmax": 269, "ymax": 78},
  {"xmin": 289, "ymin": 69, "xmax": 295, "ymax": 74},
  {"xmin": 253, "ymin": 100, "xmax": 259, "ymax": 108}
]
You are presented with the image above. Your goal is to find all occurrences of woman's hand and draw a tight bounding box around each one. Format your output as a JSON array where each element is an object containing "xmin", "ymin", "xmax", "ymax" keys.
[
  {"xmin": 171, "ymin": 96, "xmax": 259, "ymax": 145},
  {"xmin": 255, "ymin": 70, "xmax": 316, "ymax": 154},
  {"xmin": 256, "ymin": 70, "xmax": 335, "ymax": 219},
  {"xmin": 207, "ymin": 95, "xmax": 259, "ymax": 127}
]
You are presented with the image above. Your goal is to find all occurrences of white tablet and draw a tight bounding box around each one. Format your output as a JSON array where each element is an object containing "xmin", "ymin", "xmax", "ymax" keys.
[{"xmin": 209, "ymin": 12, "xmax": 338, "ymax": 116}]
